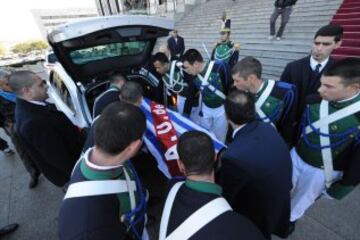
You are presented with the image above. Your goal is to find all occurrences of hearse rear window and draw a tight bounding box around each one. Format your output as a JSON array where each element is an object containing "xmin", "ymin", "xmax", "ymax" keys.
[{"xmin": 69, "ymin": 41, "xmax": 147, "ymax": 65}]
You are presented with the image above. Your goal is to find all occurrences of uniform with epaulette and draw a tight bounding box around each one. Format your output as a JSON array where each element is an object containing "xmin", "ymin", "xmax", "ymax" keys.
[
  {"xmin": 255, "ymin": 79, "xmax": 297, "ymax": 146},
  {"xmin": 58, "ymin": 147, "xmax": 148, "ymax": 240},
  {"xmin": 211, "ymin": 17, "xmax": 240, "ymax": 69},
  {"xmin": 187, "ymin": 60, "xmax": 231, "ymax": 142},
  {"xmin": 290, "ymin": 93, "xmax": 360, "ymax": 222}
]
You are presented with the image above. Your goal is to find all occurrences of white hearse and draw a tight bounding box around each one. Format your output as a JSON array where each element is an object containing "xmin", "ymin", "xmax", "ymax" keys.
[{"xmin": 47, "ymin": 15, "xmax": 174, "ymax": 127}]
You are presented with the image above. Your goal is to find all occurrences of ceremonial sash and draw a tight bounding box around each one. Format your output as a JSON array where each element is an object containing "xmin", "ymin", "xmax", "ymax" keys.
[
  {"xmin": 318, "ymin": 100, "xmax": 334, "ymax": 188},
  {"xmin": 197, "ymin": 61, "xmax": 226, "ymax": 100},
  {"xmin": 159, "ymin": 182, "xmax": 232, "ymax": 240},
  {"xmin": 303, "ymin": 99, "xmax": 360, "ymax": 188},
  {"xmin": 141, "ymin": 98, "xmax": 225, "ymax": 178},
  {"xmin": 164, "ymin": 61, "xmax": 185, "ymax": 94},
  {"xmin": 255, "ymin": 79, "xmax": 276, "ymax": 125},
  {"xmin": 64, "ymin": 179, "xmax": 136, "ymax": 200},
  {"xmin": 305, "ymin": 100, "xmax": 360, "ymax": 135}
]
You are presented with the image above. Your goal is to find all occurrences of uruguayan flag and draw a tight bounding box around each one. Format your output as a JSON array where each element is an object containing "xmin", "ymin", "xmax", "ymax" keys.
[{"xmin": 141, "ymin": 98, "xmax": 225, "ymax": 178}]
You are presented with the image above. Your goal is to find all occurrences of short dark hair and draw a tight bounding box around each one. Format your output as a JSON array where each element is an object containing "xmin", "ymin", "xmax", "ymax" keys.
[
  {"xmin": 177, "ymin": 131, "xmax": 215, "ymax": 175},
  {"xmin": 119, "ymin": 81, "xmax": 143, "ymax": 104},
  {"xmin": 109, "ymin": 72, "xmax": 126, "ymax": 84},
  {"xmin": 152, "ymin": 52, "xmax": 169, "ymax": 64},
  {"xmin": 323, "ymin": 57, "xmax": 360, "ymax": 86},
  {"xmin": 8, "ymin": 70, "xmax": 37, "ymax": 95},
  {"xmin": 314, "ymin": 24, "xmax": 343, "ymax": 42},
  {"xmin": 225, "ymin": 89, "xmax": 256, "ymax": 125},
  {"xmin": 232, "ymin": 56, "xmax": 262, "ymax": 79},
  {"xmin": 94, "ymin": 101, "xmax": 146, "ymax": 155},
  {"xmin": 182, "ymin": 49, "xmax": 203, "ymax": 65}
]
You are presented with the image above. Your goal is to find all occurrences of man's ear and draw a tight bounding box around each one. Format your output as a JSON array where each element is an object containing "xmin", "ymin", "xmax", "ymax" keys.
[
  {"xmin": 177, "ymin": 159, "xmax": 186, "ymax": 175},
  {"xmin": 124, "ymin": 139, "xmax": 143, "ymax": 159},
  {"xmin": 349, "ymin": 83, "xmax": 360, "ymax": 92},
  {"xmin": 247, "ymin": 74, "xmax": 257, "ymax": 83},
  {"xmin": 21, "ymin": 87, "xmax": 31, "ymax": 97},
  {"xmin": 335, "ymin": 40, "xmax": 342, "ymax": 49}
]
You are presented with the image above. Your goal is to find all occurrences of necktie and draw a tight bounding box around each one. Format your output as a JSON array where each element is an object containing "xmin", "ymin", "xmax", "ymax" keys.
[{"xmin": 314, "ymin": 63, "xmax": 322, "ymax": 75}]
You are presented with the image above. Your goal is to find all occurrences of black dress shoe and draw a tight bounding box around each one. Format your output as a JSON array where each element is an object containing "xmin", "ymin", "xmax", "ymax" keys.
[
  {"xmin": 0, "ymin": 223, "xmax": 19, "ymax": 236},
  {"xmin": 28, "ymin": 176, "xmax": 39, "ymax": 189},
  {"xmin": 288, "ymin": 221, "xmax": 296, "ymax": 235}
]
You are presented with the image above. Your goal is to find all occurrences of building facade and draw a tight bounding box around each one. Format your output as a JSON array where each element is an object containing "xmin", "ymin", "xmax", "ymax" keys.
[{"xmin": 32, "ymin": 8, "xmax": 98, "ymax": 39}]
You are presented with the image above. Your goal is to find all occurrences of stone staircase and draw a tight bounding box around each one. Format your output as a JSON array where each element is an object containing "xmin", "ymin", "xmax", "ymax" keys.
[{"xmin": 158, "ymin": 0, "xmax": 344, "ymax": 80}]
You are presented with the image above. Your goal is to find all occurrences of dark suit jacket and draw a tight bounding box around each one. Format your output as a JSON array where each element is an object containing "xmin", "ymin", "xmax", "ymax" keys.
[
  {"xmin": 92, "ymin": 87, "xmax": 120, "ymax": 119},
  {"xmin": 167, "ymin": 36, "xmax": 185, "ymax": 61},
  {"xmin": 15, "ymin": 98, "xmax": 84, "ymax": 186},
  {"xmin": 280, "ymin": 55, "xmax": 336, "ymax": 123},
  {"xmin": 220, "ymin": 121, "xmax": 292, "ymax": 239},
  {"xmin": 164, "ymin": 179, "xmax": 265, "ymax": 240}
]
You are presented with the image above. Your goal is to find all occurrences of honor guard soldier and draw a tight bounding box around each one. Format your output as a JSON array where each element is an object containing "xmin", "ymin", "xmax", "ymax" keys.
[
  {"xmin": 59, "ymin": 102, "xmax": 149, "ymax": 240},
  {"xmin": 152, "ymin": 52, "xmax": 200, "ymax": 122},
  {"xmin": 159, "ymin": 131, "xmax": 265, "ymax": 240},
  {"xmin": 290, "ymin": 58, "xmax": 360, "ymax": 225},
  {"xmin": 211, "ymin": 13, "xmax": 240, "ymax": 69},
  {"xmin": 232, "ymin": 56, "xmax": 297, "ymax": 146},
  {"xmin": 182, "ymin": 49, "xmax": 232, "ymax": 142}
]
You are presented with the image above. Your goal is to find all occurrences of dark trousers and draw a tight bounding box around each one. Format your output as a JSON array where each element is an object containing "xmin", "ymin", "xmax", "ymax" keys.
[
  {"xmin": 3, "ymin": 122, "xmax": 40, "ymax": 178},
  {"xmin": 0, "ymin": 135, "xmax": 9, "ymax": 150},
  {"xmin": 270, "ymin": 6, "xmax": 293, "ymax": 37}
]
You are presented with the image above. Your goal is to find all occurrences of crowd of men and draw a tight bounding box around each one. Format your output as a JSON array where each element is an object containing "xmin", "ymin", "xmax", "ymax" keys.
[{"xmin": 0, "ymin": 18, "xmax": 359, "ymax": 240}]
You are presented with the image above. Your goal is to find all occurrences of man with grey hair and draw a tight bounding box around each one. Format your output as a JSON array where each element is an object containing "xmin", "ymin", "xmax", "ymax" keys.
[{"xmin": 9, "ymin": 71, "xmax": 84, "ymax": 187}]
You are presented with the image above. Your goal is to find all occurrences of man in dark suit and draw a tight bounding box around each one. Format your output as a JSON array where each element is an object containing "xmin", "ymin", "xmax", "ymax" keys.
[
  {"xmin": 220, "ymin": 89, "xmax": 293, "ymax": 239},
  {"xmin": 92, "ymin": 72, "xmax": 126, "ymax": 119},
  {"xmin": 281, "ymin": 24, "xmax": 343, "ymax": 128},
  {"xmin": 160, "ymin": 130, "xmax": 265, "ymax": 240},
  {"xmin": 9, "ymin": 71, "xmax": 84, "ymax": 187},
  {"xmin": 0, "ymin": 69, "xmax": 40, "ymax": 188},
  {"xmin": 167, "ymin": 30, "xmax": 185, "ymax": 61}
]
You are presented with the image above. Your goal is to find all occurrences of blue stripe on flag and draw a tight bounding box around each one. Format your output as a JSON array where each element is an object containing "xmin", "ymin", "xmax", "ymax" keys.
[{"xmin": 167, "ymin": 110, "xmax": 225, "ymax": 151}]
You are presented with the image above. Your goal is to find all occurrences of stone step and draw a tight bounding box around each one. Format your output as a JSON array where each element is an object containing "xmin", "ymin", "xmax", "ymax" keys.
[
  {"xmin": 181, "ymin": 16, "xmax": 333, "ymax": 26},
  {"xmin": 193, "ymin": 0, "xmax": 341, "ymax": 10},
  {"xmin": 182, "ymin": 7, "xmax": 340, "ymax": 22},
  {"xmin": 179, "ymin": 26, "xmax": 326, "ymax": 34}
]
